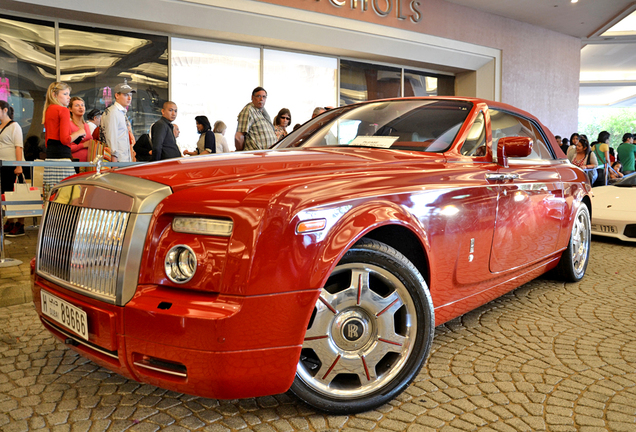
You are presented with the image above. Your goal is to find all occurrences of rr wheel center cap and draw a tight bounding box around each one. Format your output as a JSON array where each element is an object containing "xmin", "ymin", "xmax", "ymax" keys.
[
  {"xmin": 343, "ymin": 318, "xmax": 364, "ymax": 342},
  {"xmin": 331, "ymin": 309, "xmax": 374, "ymax": 351}
]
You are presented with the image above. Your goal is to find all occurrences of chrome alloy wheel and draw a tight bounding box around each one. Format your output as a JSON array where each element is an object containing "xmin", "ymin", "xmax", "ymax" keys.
[
  {"xmin": 297, "ymin": 262, "xmax": 417, "ymax": 398},
  {"xmin": 571, "ymin": 206, "xmax": 591, "ymax": 278},
  {"xmin": 555, "ymin": 203, "xmax": 591, "ymax": 282}
]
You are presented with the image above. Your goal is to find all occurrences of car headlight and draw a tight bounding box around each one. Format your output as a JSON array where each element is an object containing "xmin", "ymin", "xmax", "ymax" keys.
[
  {"xmin": 172, "ymin": 217, "xmax": 233, "ymax": 237},
  {"xmin": 165, "ymin": 245, "xmax": 197, "ymax": 283}
]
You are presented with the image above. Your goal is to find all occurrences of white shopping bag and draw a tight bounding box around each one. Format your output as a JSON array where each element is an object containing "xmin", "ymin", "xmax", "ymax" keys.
[{"xmin": 1, "ymin": 177, "xmax": 43, "ymax": 218}]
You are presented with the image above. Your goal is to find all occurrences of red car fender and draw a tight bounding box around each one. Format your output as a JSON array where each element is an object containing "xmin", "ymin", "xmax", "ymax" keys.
[{"xmin": 303, "ymin": 199, "xmax": 432, "ymax": 291}]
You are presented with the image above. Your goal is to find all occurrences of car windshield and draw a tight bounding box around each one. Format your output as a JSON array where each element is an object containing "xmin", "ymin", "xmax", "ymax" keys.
[
  {"xmin": 275, "ymin": 99, "xmax": 473, "ymax": 153},
  {"xmin": 614, "ymin": 172, "xmax": 636, "ymax": 187}
]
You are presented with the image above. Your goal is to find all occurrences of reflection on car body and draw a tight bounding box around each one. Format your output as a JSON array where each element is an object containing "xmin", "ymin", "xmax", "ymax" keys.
[{"xmin": 32, "ymin": 97, "xmax": 592, "ymax": 413}]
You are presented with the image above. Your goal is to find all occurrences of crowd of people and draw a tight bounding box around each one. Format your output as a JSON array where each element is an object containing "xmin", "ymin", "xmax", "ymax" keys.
[
  {"xmin": 557, "ymin": 131, "xmax": 636, "ymax": 186},
  {"xmin": 4, "ymin": 80, "xmax": 636, "ymax": 237},
  {"xmin": 0, "ymin": 82, "xmax": 305, "ymax": 236}
]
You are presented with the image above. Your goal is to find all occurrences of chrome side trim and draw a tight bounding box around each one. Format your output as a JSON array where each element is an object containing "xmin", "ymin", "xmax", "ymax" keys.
[
  {"xmin": 486, "ymin": 173, "xmax": 520, "ymax": 181},
  {"xmin": 132, "ymin": 361, "xmax": 188, "ymax": 378}
]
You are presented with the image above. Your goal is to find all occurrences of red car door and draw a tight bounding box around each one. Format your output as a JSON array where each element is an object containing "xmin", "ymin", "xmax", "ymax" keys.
[{"xmin": 487, "ymin": 110, "xmax": 565, "ymax": 272}]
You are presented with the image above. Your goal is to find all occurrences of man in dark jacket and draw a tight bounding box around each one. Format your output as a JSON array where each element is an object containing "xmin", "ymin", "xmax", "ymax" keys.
[{"xmin": 151, "ymin": 101, "xmax": 181, "ymax": 160}]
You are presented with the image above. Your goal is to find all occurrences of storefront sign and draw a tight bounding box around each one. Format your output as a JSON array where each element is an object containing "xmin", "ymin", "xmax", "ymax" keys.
[{"xmin": 315, "ymin": 0, "xmax": 422, "ymax": 23}]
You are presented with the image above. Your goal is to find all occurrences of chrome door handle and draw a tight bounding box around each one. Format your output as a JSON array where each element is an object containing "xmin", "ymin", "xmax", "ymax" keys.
[{"xmin": 486, "ymin": 173, "xmax": 519, "ymax": 181}]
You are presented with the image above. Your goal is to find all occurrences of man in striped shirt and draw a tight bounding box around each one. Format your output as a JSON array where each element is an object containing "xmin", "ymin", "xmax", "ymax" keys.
[{"xmin": 235, "ymin": 87, "xmax": 277, "ymax": 151}]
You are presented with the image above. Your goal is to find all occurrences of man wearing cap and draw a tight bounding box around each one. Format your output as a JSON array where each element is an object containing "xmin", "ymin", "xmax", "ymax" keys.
[
  {"xmin": 100, "ymin": 82, "xmax": 136, "ymax": 162},
  {"xmin": 151, "ymin": 101, "xmax": 181, "ymax": 160}
]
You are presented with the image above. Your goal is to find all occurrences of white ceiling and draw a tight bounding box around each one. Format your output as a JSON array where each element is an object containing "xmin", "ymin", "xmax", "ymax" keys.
[{"xmin": 445, "ymin": 0, "xmax": 636, "ymax": 108}]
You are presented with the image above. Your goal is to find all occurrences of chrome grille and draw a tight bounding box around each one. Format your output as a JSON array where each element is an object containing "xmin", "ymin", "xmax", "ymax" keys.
[{"xmin": 39, "ymin": 202, "xmax": 129, "ymax": 300}]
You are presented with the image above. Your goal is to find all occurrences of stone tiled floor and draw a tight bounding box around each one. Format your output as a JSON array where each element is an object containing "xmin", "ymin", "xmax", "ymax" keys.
[
  {"xmin": 0, "ymin": 237, "xmax": 635, "ymax": 431},
  {"xmin": 0, "ymin": 223, "xmax": 38, "ymax": 307}
]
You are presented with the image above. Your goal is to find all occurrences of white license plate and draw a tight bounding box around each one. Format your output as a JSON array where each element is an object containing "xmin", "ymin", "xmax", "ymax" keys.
[
  {"xmin": 592, "ymin": 224, "xmax": 618, "ymax": 233},
  {"xmin": 41, "ymin": 290, "xmax": 89, "ymax": 340}
]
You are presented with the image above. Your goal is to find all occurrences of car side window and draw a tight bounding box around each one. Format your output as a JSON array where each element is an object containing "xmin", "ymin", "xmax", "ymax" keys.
[
  {"xmin": 489, "ymin": 109, "xmax": 554, "ymax": 160},
  {"xmin": 460, "ymin": 111, "xmax": 487, "ymax": 156}
]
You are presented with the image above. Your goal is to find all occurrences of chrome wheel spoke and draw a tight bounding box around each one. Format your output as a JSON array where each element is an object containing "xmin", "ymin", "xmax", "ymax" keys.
[
  {"xmin": 377, "ymin": 328, "xmax": 407, "ymax": 349},
  {"xmin": 304, "ymin": 293, "xmax": 337, "ymax": 339},
  {"xmin": 310, "ymin": 345, "xmax": 342, "ymax": 383},
  {"xmin": 360, "ymin": 286, "xmax": 403, "ymax": 317},
  {"xmin": 326, "ymin": 354, "xmax": 372, "ymax": 383},
  {"xmin": 374, "ymin": 290, "xmax": 408, "ymax": 348}
]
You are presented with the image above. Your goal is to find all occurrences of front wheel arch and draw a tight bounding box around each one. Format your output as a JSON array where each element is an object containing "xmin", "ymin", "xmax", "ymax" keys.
[
  {"xmin": 362, "ymin": 224, "xmax": 431, "ymax": 289},
  {"xmin": 305, "ymin": 201, "xmax": 431, "ymax": 294}
]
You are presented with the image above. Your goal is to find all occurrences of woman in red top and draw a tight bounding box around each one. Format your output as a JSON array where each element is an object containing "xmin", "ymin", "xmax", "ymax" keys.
[
  {"xmin": 42, "ymin": 82, "xmax": 85, "ymax": 193},
  {"xmin": 69, "ymin": 96, "xmax": 91, "ymax": 162}
]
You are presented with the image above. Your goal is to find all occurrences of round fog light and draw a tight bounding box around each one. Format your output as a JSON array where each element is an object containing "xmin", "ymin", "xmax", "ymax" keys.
[{"xmin": 165, "ymin": 245, "xmax": 197, "ymax": 283}]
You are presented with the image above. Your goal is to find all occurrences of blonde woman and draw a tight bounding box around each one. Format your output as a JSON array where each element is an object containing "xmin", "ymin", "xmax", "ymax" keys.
[
  {"xmin": 43, "ymin": 82, "xmax": 85, "ymax": 192},
  {"xmin": 69, "ymin": 96, "xmax": 91, "ymax": 162},
  {"xmin": 213, "ymin": 120, "xmax": 230, "ymax": 153}
]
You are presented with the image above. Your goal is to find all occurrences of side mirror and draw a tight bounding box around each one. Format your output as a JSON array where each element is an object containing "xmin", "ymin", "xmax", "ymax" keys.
[{"xmin": 497, "ymin": 136, "xmax": 533, "ymax": 168}]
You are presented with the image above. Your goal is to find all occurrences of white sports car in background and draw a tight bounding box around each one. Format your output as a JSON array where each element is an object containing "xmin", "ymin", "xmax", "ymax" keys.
[{"xmin": 591, "ymin": 173, "xmax": 636, "ymax": 242}]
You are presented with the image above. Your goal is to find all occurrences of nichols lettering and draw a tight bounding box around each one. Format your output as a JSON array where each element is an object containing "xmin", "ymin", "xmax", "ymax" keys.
[{"xmin": 314, "ymin": 0, "xmax": 422, "ymax": 23}]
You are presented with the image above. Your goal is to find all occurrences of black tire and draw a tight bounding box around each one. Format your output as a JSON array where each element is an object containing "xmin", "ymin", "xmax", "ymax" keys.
[
  {"xmin": 554, "ymin": 203, "xmax": 591, "ymax": 281},
  {"xmin": 290, "ymin": 238, "xmax": 434, "ymax": 414}
]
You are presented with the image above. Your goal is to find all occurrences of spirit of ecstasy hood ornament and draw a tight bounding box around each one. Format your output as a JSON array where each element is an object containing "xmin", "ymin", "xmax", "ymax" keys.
[{"xmin": 92, "ymin": 155, "xmax": 104, "ymax": 175}]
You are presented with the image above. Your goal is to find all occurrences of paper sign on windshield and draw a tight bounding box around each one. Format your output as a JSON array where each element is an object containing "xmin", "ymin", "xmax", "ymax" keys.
[{"xmin": 348, "ymin": 136, "xmax": 398, "ymax": 148}]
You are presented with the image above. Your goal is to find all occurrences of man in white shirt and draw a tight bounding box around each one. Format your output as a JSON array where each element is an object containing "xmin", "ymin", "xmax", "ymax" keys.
[{"xmin": 101, "ymin": 82, "xmax": 136, "ymax": 162}]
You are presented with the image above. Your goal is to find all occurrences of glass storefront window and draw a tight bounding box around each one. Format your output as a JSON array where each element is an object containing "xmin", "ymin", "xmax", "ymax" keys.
[
  {"xmin": 0, "ymin": 15, "xmax": 56, "ymax": 147},
  {"xmin": 172, "ymin": 38, "xmax": 260, "ymax": 152},
  {"xmin": 58, "ymin": 24, "xmax": 168, "ymax": 138},
  {"xmin": 340, "ymin": 60, "xmax": 402, "ymax": 105},
  {"xmin": 340, "ymin": 60, "xmax": 456, "ymax": 105},
  {"xmin": 263, "ymin": 49, "xmax": 337, "ymax": 128},
  {"xmin": 1, "ymin": 11, "xmax": 456, "ymax": 158},
  {"xmin": 404, "ymin": 69, "xmax": 454, "ymax": 97}
]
